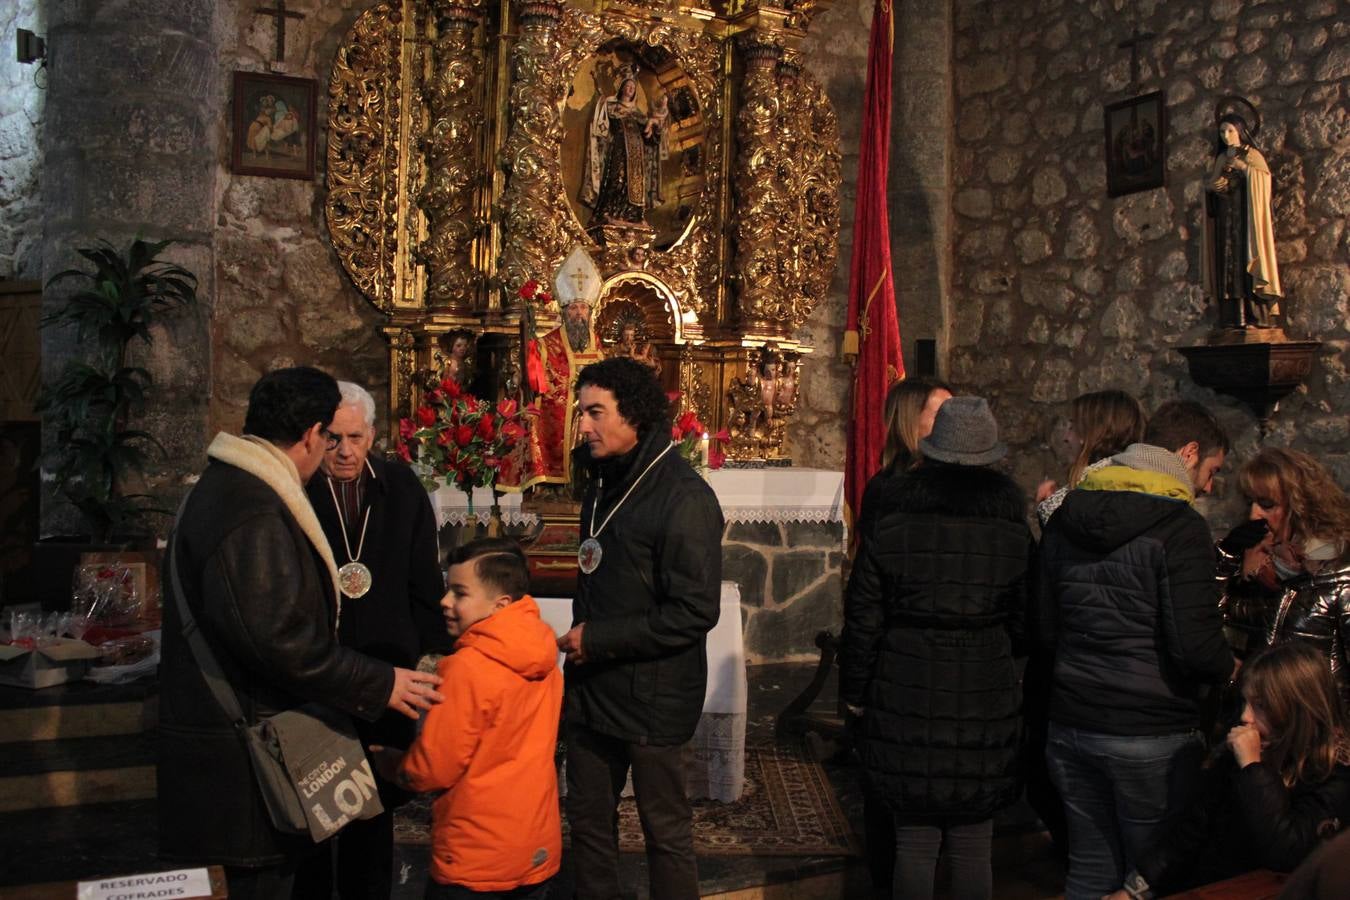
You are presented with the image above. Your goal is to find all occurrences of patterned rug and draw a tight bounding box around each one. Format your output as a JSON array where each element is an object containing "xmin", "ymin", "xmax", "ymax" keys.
[{"xmin": 394, "ymin": 742, "xmax": 860, "ymax": 857}]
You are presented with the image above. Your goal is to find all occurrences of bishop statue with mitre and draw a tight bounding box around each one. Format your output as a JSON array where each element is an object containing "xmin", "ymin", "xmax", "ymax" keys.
[{"xmin": 499, "ymin": 246, "xmax": 605, "ymax": 490}]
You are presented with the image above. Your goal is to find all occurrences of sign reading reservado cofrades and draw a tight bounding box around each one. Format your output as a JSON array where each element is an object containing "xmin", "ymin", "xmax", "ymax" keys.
[{"xmin": 76, "ymin": 868, "xmax": 212, "ymax": 900}]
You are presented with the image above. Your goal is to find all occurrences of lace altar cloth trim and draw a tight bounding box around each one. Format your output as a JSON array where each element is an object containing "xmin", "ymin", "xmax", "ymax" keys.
[
  {"xmin": 430, "ymin": 469, "xmax": 845, "ymax": 527},
  {"xmin": 719, "ymin": 506, "xmax": 842, "ymax": 524},
  {"xmin": 438, "ymin": 510, "xmax": 541, "ymax": 528}
]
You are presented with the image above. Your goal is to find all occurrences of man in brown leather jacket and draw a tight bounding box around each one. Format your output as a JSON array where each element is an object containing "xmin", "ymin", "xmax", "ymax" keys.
[{"xmin": 158, "ymin": 367, "xmax": 444, "ymax": 899}]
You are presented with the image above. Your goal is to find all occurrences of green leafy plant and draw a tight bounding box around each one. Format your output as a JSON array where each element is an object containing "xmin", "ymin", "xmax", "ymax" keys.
[{"xmin": 36, "ymin": 238, "xmax": 198, "ymax": 541}]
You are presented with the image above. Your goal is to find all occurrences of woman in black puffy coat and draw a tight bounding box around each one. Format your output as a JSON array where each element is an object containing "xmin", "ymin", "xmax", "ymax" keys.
[{"xmin": 842, "ymin": 397, "xmax": 1034, "ymax": 900}]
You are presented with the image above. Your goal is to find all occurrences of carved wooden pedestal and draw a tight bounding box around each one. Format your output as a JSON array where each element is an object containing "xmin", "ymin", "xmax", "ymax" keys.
[{"xmin": 1178, "ymin": 337, "xmax": 1321, "ymax": 430}]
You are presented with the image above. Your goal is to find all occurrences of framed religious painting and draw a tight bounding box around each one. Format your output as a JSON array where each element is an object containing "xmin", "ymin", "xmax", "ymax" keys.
[
  {"xmin": 231, "ymin": 71, "xmax": 317, "ymax": 180},
  {"xmin": 1103, "ymin": 90, "xmax": 1166, "ymax": 197}
]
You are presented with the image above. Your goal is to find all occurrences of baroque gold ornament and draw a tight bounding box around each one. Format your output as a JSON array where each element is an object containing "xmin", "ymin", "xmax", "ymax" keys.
[{"xmin": 325, "ymin": 0, "xmax": 841, "ymax": 463}]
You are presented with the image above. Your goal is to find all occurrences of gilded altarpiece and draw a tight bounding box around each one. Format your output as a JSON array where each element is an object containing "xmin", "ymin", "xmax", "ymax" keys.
[{"xmin": 325, "ymin": 0, "xmax": 840, "ymax": 465}]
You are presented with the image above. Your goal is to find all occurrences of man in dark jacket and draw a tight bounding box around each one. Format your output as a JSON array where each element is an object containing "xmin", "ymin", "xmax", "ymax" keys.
[
  {"xmin": 556, "ymin": 357, "xmax": 724, "ymax": 900},
  {"xmin": 297, "ymin": 380, "xmax": 450, "ymax": 900},
  {"xmin": 1034, "ymin": 399, "xmax": 1238, "ymax": 900},
  {"xmin": 158, "ymin": 367, "xmax": 444, "ymax": 900}
]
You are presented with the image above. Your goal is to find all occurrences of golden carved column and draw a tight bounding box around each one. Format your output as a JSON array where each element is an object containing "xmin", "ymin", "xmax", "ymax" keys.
[
  {"xmin": 418, "ymin": 0, "xmax": 485, "ymax": 313},
  {"xmin": 731, "ymin": 33, "xmax": 788, "ymax": 337},
  {"xmin": 496, "ymin": 0, "xmax": 570, "ymax": 307},
  {"xmin": 773, "ymin": 52, "xmax": 841, "ymax": 333}
]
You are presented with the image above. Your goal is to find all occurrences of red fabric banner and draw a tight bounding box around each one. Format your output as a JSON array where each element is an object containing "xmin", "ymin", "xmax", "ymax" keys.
[{"xmin": 843, "ymin": 0, "xmax": 905, "ymax": 536}]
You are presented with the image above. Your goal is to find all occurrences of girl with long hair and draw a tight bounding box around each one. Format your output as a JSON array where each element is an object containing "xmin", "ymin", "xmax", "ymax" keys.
[
  {"xmin": 843, "ymin": 397, "xmax": 1032, "ymax": 900},
  {"xmin": 1107, "ymin": 641, "xmax": 1350, "ymax": 898},
  {"xmin": 1035, "ymin": 389, "xmax": 1146, "ymax": 526},
  {"xmin": 856, "ymin": 377, "xmax": 952, "ymax": 535},
  {"xmin": 850, "ymin": 375, "xmax": 952, "ymax": 889},
  {"xmin": 1218, "ymin": 448, "xmax": 1350, "ymax": 700}
]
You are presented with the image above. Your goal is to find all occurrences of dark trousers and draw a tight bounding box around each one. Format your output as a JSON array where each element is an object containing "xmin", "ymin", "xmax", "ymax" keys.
[
  {"xmin": 225, "ymin": 860, "xmax": 300, "ymax": 900},
  {"xmin": 893, "ymin": 819, "xmax": 993, "ymax": 900},
  {"xmin": 564, "ymin": 723, "xmax": 698, "ymax": 900},
  {"xmin": 292, "ymin": 808, "xmax": 395, "ymax": 900},
  {"xmin": 425, "ymin": 877, "xmax": 552, "ymax": 900}
]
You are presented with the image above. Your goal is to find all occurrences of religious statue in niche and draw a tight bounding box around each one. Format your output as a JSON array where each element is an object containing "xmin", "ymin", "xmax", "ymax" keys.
[
  {"xmin": 579, "ymin": 66, "xmax": 670, "ymax": 228},
  {"xmin": 497, "ymin": 246, "xmax": 604, "ymax": 491},
  {"xmin": 725, "ymin": 346, "xmax": 799, "ymax": 461},
  {"xmin": 1202, "ymin": 96, "xmax": 1282, "ymax": 330},
  {"xmin": 604, "ymin": 308, "xmax": 661, "ymax": 374},
  {"xmin": 433, "ymin": 329, "xmax": 476, "ymax": 389}
]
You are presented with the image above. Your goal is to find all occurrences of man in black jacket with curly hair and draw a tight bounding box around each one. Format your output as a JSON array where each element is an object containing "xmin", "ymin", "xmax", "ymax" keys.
[
  {"xmin": 556, "ymin": 357, "xmax": 724, "ymax": 900},
  {"xmin": 1034, "ymin": 399, "xmax": 1238, "ymax": 900}
]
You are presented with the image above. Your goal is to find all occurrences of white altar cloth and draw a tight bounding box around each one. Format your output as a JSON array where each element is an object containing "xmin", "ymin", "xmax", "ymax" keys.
[
  {"xmin": 430, "ymin": 484, "xmax": 537, "ymax": 529},
  {"xmin": 706, "ymin": 467, "xmax": 844, "ymax": 525},
  {"xmin": 537, "ymin": 582, "xmax": 747, "ymax": 802},
  {"xmin": 430, "ymin": 467, "xmax": 845, "ymax": 532}
]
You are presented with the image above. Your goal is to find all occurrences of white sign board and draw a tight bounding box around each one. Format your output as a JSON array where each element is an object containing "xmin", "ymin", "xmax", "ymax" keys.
[{"xmin": 77, "ymin": 868, "xmax": 213, "ymax": 900}]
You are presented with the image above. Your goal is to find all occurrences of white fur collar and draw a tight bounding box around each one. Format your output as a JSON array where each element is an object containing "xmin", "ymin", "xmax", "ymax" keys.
[{"xmin": 206, "ymin": 432, "xmax": 342, "ymax": 627}]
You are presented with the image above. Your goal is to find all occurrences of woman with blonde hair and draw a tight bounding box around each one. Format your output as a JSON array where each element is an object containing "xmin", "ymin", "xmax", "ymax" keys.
[
  {"xmin": 1106, "ymin": 641, "xmax": 1350, "ymax": 898},
  {"xmin": 1035, "ymin": 389, "xmax": 1146, "ymax": 526},
  {"xmin": 1218, "ymin": 448, "xmax": 1350, "ymax": 700},
  {"xmin": 851, "ymin": 375, "xmax": 951, "ymax": 890},
  {"xmin": 857, "ymin": 377, "xmax": 952, "ymax": 535}
]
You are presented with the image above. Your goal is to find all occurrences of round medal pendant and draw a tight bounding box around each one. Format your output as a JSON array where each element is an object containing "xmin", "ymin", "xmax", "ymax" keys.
[
  {"xmin": 338, "ymin": 561, "xmax": 373, "ymax": 599},
  {"xmin": 578, "ymin": 537, "xmax": 603, "ymax": 575}
]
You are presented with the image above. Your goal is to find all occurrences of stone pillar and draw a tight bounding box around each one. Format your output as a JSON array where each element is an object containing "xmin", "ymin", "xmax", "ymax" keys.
[
  {"xmin": 0, "ymin": 0, "xmax": 45, "ymax": 278},
  {"xmin": 889, "ymin": 0, "xmax": 952, "ymax": 377},
  {"xmin": 40, "ymin": 1, "xmax": 219, "ymax": 536}
]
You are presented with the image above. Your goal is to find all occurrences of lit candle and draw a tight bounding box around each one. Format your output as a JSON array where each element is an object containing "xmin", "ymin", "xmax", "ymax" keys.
[{"xmin": 700, "ymin": 431, "xmax": 710, "ymax": 469}]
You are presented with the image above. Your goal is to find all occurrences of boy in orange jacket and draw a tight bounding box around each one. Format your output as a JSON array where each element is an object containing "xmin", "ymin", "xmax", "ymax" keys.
[{"xmin": 371, "ymin": 537, "xmax": 563, "ymax": 899}]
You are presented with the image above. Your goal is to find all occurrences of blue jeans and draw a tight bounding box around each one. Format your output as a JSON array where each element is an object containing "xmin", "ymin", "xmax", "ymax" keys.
[{"xmin": 1045, "ymin": 723, "xmax": 1205, "ymax": 900}]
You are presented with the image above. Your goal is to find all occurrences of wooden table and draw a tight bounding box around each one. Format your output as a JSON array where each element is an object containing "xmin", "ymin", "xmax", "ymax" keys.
[{"xmin": 1166, "ymin": 869, "xmax": 1286, "ymax": 899}]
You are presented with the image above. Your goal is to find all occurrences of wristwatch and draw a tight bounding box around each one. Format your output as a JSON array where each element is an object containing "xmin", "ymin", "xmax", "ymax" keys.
[{"xmin": 1122, "ymin": 869, "xmax": 1154, "ymax": 900}]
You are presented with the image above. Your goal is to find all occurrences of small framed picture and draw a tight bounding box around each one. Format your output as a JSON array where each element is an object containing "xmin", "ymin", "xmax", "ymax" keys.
[
  {"xmin": 231, "ymin": 71, "xmax": 317, "ymax": 180},
  {"xmin": 1103, "ymin": 90, "xmax": 1166, "ymax": 198}
]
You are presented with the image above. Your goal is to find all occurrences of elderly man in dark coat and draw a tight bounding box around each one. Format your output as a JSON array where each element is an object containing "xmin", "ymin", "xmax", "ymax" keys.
[
  {"xmin": 158, "ymin": 367, "xmax": 443, "ymax": 900},
  {"xmin": 297, "ymin": 380, "xmax": 449, "ymax": 900},
  {"xmin": 842, "ymin": 396, "xmax": 1034, "ymax": 900}
]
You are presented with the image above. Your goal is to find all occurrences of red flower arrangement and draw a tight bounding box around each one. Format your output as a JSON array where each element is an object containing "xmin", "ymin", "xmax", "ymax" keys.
[
  {"xmin": 397, "ymin": 377, "xmax": 534, "ymax": 493},
  {"xmin": 668, "ymin": 394, "xmax": 728, "ymax": 470}
]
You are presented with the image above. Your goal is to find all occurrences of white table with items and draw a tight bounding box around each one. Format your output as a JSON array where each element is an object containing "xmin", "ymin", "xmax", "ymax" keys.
[{"xmin": 537, "ymin": 581, "xmax": 746, "ymax": 802}]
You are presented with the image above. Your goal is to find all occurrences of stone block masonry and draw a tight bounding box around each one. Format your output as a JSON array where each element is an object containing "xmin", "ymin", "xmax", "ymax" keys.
[
  {"xmin": 949, "ymin": 0, "xmax": 1350, "ymax": 523},
  {"xmin": 722, "ymin": 520, "xmax": 846, "ymax": 663}
]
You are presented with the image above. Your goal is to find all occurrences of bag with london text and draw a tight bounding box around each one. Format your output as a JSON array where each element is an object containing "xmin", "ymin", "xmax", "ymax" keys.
[
  {"xmin": 168, "ymin": 491, "xmax": 383, "ymax": 841},
  {"xmin": 242, "ymin": 702, "xmax": 384, "ymax": 841}
]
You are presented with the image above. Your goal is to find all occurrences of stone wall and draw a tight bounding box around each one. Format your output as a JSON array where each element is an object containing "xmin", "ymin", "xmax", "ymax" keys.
[
  {"xmin": 211, "ymin": 2, "xmax": 390, "ymax": 437},
  {"xmin": 949, "ymin": 0, "xmax": 1350, "ymax": 521},
  {"xmin": 39, "ymin": 0, "xmax": 219, "ymax": 535},
  {"xmin": 722, "ymin": 520, "xmax": 846, "ymax": 662},
  {"xmin": 0, "ymin": 0, "xmax": 45, "ymax": 279},
  {"xmin": 764, "ymin": 3, "xmax": 872, "ymax": 470}
]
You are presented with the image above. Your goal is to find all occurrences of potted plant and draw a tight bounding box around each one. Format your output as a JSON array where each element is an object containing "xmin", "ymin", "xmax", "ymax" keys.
[{"xmin": 31, "ymin": 238, "xmax": 197, "ymax": 611}]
